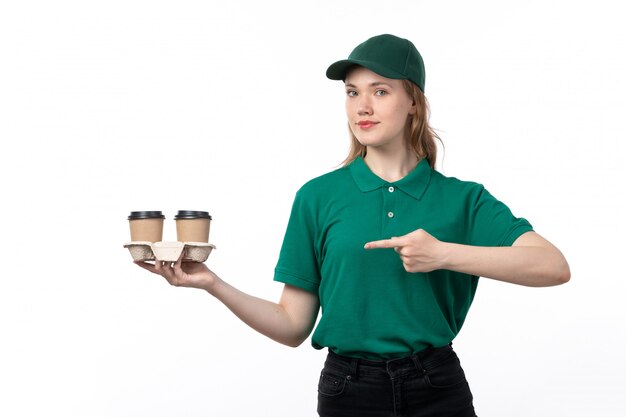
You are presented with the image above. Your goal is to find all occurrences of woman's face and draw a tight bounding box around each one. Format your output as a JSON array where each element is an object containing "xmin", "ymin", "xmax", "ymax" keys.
[{"xmin": 344, "ymin": 66, "xmax": 416, "ymax": 151}]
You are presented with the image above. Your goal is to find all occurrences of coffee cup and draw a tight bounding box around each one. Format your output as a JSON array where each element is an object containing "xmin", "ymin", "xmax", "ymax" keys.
[
  {"xmin": 174, "ymin": 210, "xmax": 211, "ymax": 243},
  {"xmin": 128, "ymin": 211, "xmax": 165, "ymax": 242}
]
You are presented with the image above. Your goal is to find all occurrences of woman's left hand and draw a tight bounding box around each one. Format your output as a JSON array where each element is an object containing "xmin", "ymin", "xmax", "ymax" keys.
[{"xmin": 364, "ymin": 229, "xmax": 446, "ymax": 273}]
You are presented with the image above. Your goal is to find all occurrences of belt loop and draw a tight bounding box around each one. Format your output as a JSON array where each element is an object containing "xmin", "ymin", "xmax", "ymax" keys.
[
  {"xmin": 348, "ymin": 357, "xmax": 359, "ymax": 380},
  {"xmin": 410, "ymin": 354, "xmax": 426, "ymax": 375}
]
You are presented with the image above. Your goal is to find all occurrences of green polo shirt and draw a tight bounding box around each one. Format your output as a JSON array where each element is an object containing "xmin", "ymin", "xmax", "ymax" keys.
[{"xmin": 274, "ymin": 156, "xmax": 532, "ymax": 359}]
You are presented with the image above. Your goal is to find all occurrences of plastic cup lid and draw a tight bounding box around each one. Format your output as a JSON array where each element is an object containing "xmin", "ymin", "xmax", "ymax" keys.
[
  {"xmin": 128, "ymin": 211, "xmax": 165, "ymax": 220},
  {"xmin": 174, "ymin": 210, "xmax": 212, "ymax": 220}
]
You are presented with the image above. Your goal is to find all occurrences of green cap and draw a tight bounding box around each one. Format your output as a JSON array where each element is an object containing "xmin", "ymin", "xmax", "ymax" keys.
[{"xmin": 326, "ymin": 34, "xmax": 426, "ymax": 92}]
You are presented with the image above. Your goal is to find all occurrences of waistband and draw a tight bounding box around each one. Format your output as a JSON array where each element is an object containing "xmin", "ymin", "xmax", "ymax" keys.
[
  {"xmin": 329, "ymin": 344, "xmax": 452, "ymax": 366},
  {"xmin": 326, "ymin": 344, "xmax": 454, "ymax": 378}
]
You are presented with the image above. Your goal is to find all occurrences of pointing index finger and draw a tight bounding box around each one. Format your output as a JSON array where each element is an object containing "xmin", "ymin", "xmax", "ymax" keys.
[{"xmin": 364, "ymin": 237, "xmax": 402, "ymax": 250}]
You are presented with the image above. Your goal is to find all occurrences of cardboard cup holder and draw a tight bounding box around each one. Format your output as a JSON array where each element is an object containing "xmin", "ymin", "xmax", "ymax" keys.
[{"xmin": 124, "ymin": 241, "xmax": 216, "ymax": 262}]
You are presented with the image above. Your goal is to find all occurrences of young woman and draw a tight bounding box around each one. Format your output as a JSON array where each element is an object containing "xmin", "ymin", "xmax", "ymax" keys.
[{"xmin": 137, "ymin": 34, "xmax": 570, "ymax": 417}]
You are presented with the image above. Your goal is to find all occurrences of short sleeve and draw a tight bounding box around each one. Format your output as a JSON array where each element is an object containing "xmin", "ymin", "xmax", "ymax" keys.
[
  {"xmin": 468, "ymin": 185, "xmax": 534, "ymax": 247},
  {"xmin": 273, "ymin": 189, "xmax": 321, "ymax": 293}
]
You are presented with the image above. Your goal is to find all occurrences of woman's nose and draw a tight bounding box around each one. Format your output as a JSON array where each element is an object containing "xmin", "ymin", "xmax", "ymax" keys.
[{"xmin": 357, "ymin": 97, "xmax": 372, "ymax": 115}]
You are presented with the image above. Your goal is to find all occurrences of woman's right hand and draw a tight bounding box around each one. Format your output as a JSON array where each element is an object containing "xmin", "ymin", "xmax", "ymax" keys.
[{"xmin": 135, "ymin": 253, "xmax": 219, "ymax": 293}]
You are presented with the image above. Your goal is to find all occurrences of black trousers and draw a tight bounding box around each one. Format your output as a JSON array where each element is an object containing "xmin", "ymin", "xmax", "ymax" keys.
[{"xmin": 317, "ymin": 345, "xmax": 477, "ymax": 417}]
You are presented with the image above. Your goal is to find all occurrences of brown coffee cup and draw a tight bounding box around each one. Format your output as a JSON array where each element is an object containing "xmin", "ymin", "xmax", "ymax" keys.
[
  {"xmin": 128, "ymin": 211, "xmax": 165, "ymax": 242},
  {"xmin": 174, "ymin": 210, "xmax": 211, "ymax": 243}
]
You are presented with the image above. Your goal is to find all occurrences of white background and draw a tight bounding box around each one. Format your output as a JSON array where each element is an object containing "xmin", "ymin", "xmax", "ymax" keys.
[{"xmin": 1, "ymin": 1, "xmax": 624, "ymax": 416}]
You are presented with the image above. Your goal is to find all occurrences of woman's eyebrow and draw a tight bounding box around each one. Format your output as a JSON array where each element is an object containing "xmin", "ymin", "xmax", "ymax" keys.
[{"xmin": 345, "ymin": 81, "xmax": 394, "ymax": 89}]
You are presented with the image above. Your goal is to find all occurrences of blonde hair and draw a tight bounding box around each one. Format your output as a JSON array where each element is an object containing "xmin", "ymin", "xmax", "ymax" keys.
[{"xmin": 341, "ymin": 79, "xmax": 441, "ymax": 169}]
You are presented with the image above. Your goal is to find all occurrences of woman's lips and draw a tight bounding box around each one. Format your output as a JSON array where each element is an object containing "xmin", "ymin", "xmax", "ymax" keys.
[{"xmin": 357, "ymin": 121, "xmax": 378, "ymax": 129}]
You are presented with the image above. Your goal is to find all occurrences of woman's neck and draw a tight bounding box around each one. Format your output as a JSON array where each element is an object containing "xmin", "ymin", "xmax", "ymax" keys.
[{"xmin": 363, "ymin": 147, "xmax": 419, "ymax": 183}]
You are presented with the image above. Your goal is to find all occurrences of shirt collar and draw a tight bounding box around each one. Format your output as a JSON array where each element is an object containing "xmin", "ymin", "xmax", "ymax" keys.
[{"xmin": 349, "ymin": 156, "xmax": 432, "ymax": 200}]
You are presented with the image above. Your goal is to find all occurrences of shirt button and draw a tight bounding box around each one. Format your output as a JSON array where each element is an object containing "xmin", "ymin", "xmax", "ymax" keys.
[
  {"xmin": 387, "ymin": 211, "xmax": 394, "ymax": 218},
  {"xmin": 388, "ymin": 186, "xmax": 395, "ymax": 193}
]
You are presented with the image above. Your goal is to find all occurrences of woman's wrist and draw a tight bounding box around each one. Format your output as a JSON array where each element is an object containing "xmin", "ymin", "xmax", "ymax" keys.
[
  {"xmin": 436, "ymin": 241, "xmax": 455, "ymax": 271},
  {"xmin": 201, "ymin": 272, "xmax": 222, "ymax": 296}
]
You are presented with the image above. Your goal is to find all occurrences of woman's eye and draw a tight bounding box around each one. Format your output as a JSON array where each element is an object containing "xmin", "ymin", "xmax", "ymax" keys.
[
  {"xmin": 375, "ymin": 89, "xmax": 387, "ymax": 96},
  {"xmin": 346, "ymin": 90, "xmax": 357, "ymax": 97}
]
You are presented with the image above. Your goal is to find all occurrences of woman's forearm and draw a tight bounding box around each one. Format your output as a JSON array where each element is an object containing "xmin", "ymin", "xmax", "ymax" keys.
[
  {"xmin": 366, "ymin": 230, "xmax": 570, "ymax": 287},
  {"xmin": 137, "ymin": 259, "xmax": 321, "ymax": 348},
  {"xmin": 207, "ymin": 278, "xmax": 320, "ymax": 347},
  {"xmin": 441, "ymin": 233, "xmax": 570, "ymax": 287}
]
